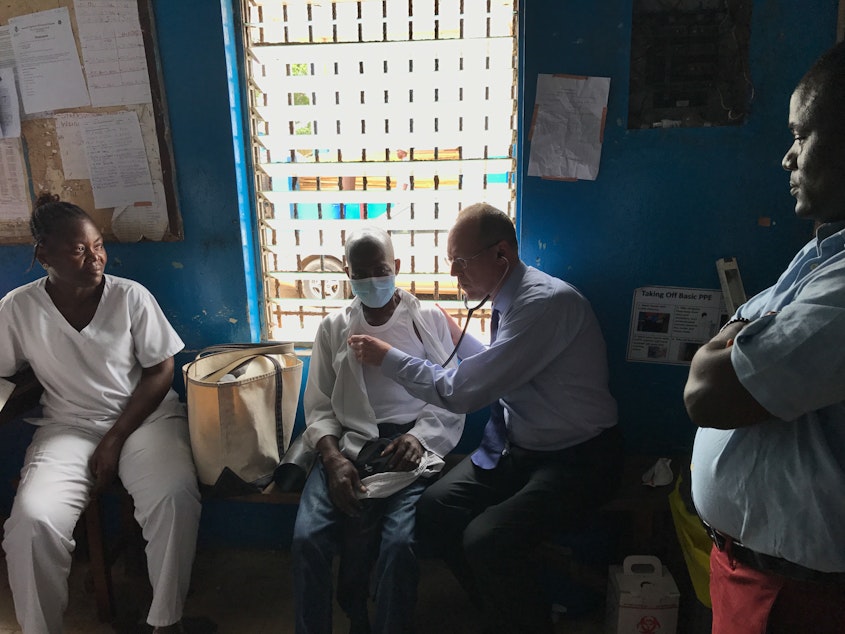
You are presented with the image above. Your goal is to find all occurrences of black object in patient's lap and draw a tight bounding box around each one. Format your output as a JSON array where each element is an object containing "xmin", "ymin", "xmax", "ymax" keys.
[{"xmin": 354, "ymin": 438, "xmax": 395, "ymax": 478}]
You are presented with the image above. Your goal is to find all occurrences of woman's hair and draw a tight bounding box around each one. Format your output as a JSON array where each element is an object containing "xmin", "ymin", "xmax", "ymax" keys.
[{"xmin": 29, "ymin": 193, "xmax": 93, "ymax": 269}]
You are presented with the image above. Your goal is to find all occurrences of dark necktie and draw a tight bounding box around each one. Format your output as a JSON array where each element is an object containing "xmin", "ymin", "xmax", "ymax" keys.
[{"xmin": 471, "ymin": 309, "xmax": 507, "ymax": 469}]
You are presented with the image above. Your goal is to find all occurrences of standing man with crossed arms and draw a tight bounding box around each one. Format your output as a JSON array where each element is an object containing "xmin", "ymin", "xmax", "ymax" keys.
[
  {"xmin": 684, "ymin": 41, "xmax": 845, "ymax": 634},
  {"xmin": 350, "ymin": 203, "xmax": 622, "ymax": 633}
]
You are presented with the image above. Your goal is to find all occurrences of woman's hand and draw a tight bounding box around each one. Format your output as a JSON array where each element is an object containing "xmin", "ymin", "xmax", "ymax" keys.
[
  {"xmin": 347, "ymin": 335, "xmax": 392, "ymax": 366},
  {"xmin": 89, "ymin": 432, "xmax": 126, "ymax": 494}
]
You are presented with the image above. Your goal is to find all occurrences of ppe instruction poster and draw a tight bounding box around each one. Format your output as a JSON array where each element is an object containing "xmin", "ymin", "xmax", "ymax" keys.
[{"xmin": 627, "ymin": 286, "xmax": 728, "ymax": 365}]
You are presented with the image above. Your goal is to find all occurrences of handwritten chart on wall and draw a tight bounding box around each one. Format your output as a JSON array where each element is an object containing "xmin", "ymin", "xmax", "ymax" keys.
[{"xmin": 0, "ymin": 0, "xmax": 181, "ymax": 244}]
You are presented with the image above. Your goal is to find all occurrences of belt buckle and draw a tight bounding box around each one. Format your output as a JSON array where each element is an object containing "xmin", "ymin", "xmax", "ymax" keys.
[{"xmin": 704, "ymin": 523, "xmax": 727, "ymax": 551}]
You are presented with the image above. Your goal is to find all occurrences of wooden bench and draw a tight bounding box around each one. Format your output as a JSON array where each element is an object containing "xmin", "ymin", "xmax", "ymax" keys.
[
  {"xmin": 93, "ymin": 450, "xmax": 679, "ymax": 621},
  {"xmin": 219, "ymin": 450, "xmax": 677, "ymax": 561}
]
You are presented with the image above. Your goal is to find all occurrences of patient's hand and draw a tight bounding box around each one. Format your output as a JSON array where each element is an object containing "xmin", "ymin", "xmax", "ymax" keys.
[
  {"xmin": 348, "ymin": 334, "xmax": 392, "ymax": 366},
  {"xmin": 384, "ymin": 433, "xmax": 424, "ymax": 472},
  {"xmin": 323, "ymin": 453, "xmax": 365, "ymax": 516}
]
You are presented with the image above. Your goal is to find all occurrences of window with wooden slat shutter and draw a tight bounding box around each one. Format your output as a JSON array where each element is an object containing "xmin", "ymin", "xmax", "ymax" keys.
[{"xmin": 241, "ymin": 0, "xmax": 518, "ymax": 342}]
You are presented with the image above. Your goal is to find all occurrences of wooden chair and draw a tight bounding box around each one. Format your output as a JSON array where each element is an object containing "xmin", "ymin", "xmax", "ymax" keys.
[{"xmin": 80, "ymin": 482, "xmax": 146, "ymax": 622}]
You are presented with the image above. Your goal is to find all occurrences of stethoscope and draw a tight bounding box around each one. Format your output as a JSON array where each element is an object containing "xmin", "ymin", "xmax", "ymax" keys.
[
  {"xmin": 442, "ymin": 294, "xmax": 491, "ymax": 366},
  {"xmin": 442, "ymin": 259, "xmax": 510, "ymax": 367}
]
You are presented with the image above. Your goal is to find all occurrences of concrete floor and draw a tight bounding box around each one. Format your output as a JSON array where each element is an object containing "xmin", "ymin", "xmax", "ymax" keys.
[{"xmin": 0, "ymin": 547, "xmax": 613, "ymax": 633}]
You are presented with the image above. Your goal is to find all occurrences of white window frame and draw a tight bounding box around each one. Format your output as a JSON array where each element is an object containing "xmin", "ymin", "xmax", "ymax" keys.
[{"xmin": 239, "ymin": 0, "xmax": 519, "ymax": 342}]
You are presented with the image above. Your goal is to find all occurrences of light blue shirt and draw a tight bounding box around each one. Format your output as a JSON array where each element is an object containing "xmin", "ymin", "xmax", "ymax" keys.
[
  {"xmin": 692, "ymin": 222, "xmax": 845, "ymax": 572},
  {"xmin": 381, "ymin": 261, "xmax": 617, "ymax": 451}
]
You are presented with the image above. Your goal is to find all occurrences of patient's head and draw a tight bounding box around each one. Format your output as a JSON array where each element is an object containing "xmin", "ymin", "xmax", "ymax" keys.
[
  {"xmin": 345, "ymin": 227, "xmax": 397, "ymax": 278},
  {"xmin": 345, "ymin": 227, "xmax": 400, "ymax": 309}
]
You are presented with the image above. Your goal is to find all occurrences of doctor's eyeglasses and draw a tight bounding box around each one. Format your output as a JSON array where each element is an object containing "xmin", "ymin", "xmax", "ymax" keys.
[{"xmin": 445, "ymin": 242, "xmax": 499, "ymax": 270}]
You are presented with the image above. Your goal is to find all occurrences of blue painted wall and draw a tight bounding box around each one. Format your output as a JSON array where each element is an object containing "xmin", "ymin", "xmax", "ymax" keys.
[
  {"xmin": 0, "ymin": 0, "xmax": 839, "ymax": 547},
  {"xmin": 518, "ymin": 0, "xmax": 838, "ymax": 454},
  {"xmin": 0, "ymin": 1, "xmax": 252, "ymax": 378}
]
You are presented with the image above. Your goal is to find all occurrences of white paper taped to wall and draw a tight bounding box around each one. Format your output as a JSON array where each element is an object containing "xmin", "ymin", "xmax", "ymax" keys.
[{"xmin": 111, "ymin": 179, "xmax": 168, "ymax": 242}]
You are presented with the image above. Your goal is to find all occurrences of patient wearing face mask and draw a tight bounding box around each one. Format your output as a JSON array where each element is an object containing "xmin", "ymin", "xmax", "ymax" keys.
[{"xmin": 290, "ymin": 227, "xmax": 464, "ymax": 634}]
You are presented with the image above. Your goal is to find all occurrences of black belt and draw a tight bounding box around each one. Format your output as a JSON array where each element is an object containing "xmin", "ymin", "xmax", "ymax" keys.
[
  {"xmin": 377, "ymin": 421, "xmax": 415, "ymax": 439},
  {"xmin": 703, "ymin": 523, "xmax": 845, "ymax": 586}
]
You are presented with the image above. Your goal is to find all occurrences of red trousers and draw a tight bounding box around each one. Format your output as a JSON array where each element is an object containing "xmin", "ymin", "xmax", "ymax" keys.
[{"xmin": 709, "ymin": 544, "xmax": 845, "ymax": 634}]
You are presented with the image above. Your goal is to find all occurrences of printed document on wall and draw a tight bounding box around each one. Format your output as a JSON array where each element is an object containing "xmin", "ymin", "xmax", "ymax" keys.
[
  {"xmin": 627, "ymin": 286, "xmax": 729, "ymax": 365},
  {"xmin": 0, "ymin": 26, "xmax": 14, "ymax": 68},
  {"xmin": 74, "ymin": 0, "xmax": 152, "ymax": 107},
  {"xmin": 55, "ymin": 113, "xmax": 96, "ymax": 180},
  {"xmin": 0, "ymin": 68, "xmax": 21, "ymax": 138},
  {"xmin": 527, "ymin": 74, "xmax": 609, "ymax": 181},
  {"xmin": 9, "ymin": 8, "xmax": 90, "ymax": 115},
  {"xmin": 0, "ymin": 138, "xmax": 30, "ymax": 220},
  {"xmin": 80, "ymin": 110, "xmax": 154, "ymax": 209}
]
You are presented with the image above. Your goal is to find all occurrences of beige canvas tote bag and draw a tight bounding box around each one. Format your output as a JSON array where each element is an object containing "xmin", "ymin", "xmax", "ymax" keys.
[{"xmin": 183, "ymin": 343, "xmax": 303, "ymax": 490}]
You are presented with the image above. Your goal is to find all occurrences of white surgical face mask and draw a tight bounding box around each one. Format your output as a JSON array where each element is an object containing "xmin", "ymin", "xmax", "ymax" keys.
[{"xmin": 350, "ymin": 274, "xmax": 396, "ymax": 308}]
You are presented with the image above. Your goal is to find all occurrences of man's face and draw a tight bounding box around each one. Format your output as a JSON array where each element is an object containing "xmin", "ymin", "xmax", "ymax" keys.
[
  {"xmin": 446, "ymin": 219, "xmax": 501, "ymax": 301},
  {"xmin": 346, "ymin": 242, "xmax": 397, "ymax": 281},
  {"xmin": 782, "ymin": 87, "xmax": 845, "ymax": 223}
]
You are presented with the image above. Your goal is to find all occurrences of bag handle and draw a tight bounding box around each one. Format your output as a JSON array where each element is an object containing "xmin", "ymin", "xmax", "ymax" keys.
[
  {"xmin": 622, "ymin": 555, "xmax": 663, "ymax": 577},
  {"xmin": 183, "ymin": 344, "xmax": 299, "ymax": 382},
  {"xmin": 199, "ymin": 354, "xmax": 285, "ymax": 382},
  {"xmin": 196, "ymin": 342, "xmax": 294, "ymax": 359},
  {"xmin": 259, "ymin": 353, "xmax": 286, "ymax": 465}
]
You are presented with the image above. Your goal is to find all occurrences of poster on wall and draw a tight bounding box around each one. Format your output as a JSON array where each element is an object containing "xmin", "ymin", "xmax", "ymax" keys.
[{"xmin": 627, "ymin": 286, "xmax": 729, "ymax": 365}]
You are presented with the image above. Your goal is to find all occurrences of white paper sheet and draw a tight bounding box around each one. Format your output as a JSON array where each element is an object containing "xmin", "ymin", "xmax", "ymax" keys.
[
  {"xmin": 80, "ymin": 110, "xmax": 154, "ymax": 209},
  {"xmin": 0, "ymin": 67, "xmax": 22, "ymax": 138},
  {"xmin": 111, "ymin": 179, "xmax": 168, "ymax": 242},
  {"xmin": 0, "ymin": 26, "xmax": 15, "ymax": 68},
  {"xmin": 0, "ymin": 137, "xmax": 30, "ymax": 220},
  {"xmin": 9, "ymin": 8, "xmax": 90, "ymax": 115},
  {"xmin": 55, "ymin": 112, "xmax": 96, "ymax": 179},
  {"xmin": 527, "ymin": 74, "xmax": 610, "ymax": 181},
  {"xmin": 74, "ymin": 0, "xmax": 152, "ymax": 107}
]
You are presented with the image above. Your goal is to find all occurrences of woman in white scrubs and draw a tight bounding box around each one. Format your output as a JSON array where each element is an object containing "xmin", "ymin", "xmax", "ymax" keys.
[{"xmin": 0, "ymin": 193, "xmax": 201, "ymax": 634}]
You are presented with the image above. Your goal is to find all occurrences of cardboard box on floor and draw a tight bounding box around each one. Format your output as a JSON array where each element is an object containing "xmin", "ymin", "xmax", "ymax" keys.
[{"xmin": 606, "ymin": 555, "xmax": 679, "ymax": 634}]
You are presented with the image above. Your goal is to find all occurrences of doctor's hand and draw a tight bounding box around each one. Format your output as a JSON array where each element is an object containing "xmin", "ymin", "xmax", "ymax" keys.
[{"xmin": 348, "ymin": 335, "xmax": 392, "ymax": 366}]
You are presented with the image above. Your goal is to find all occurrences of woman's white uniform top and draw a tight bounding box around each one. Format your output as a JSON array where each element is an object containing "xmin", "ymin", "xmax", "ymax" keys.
[{"xmin": 0, "ymin": 274, "xmax": 185, "ymax": 431}]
